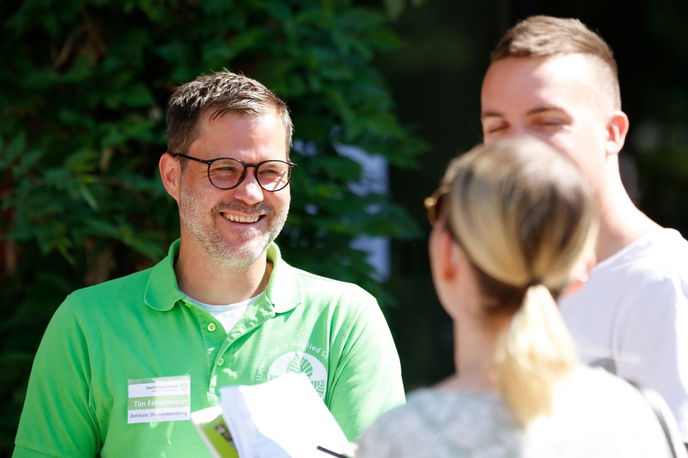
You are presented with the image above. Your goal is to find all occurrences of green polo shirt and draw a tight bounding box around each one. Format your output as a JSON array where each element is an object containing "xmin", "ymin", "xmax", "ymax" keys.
[{"xmin": 14, "ymin": 241, "xmax": 404, "ymax": 457}]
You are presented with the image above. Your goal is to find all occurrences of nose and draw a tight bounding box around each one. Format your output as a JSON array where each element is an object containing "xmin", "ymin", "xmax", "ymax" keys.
[
  {"xmin": 511, "ymin": 123, "xmax": 529, "ymax": 137},
  {"xmin": 232, "ymin": 169, "xmax": 264, "ymax": 205}
]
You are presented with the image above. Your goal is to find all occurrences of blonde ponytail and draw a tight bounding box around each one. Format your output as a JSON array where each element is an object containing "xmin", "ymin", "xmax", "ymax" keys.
[
  {"xmin": 437, "ymin": 137, "xmax": 596, "ymax": 427},
  {"xmin": 493, "ymin": 283, "xmax": 577, "ymax": 426}
]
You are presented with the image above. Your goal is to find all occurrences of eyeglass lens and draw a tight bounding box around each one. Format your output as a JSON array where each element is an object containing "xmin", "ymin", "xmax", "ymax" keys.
[{"xmin": 209, "ymin": 158, "xmax": 292, "ymax": 191}]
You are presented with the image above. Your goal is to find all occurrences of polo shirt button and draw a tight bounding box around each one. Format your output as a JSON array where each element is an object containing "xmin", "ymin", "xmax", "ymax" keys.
[
  {"xmin": 217, "ymin": 357, "xmax": 224, "ymax": 366},
  {"xmin": 207, "ymin": 323, "xmax": 216, "ymax": 332}
]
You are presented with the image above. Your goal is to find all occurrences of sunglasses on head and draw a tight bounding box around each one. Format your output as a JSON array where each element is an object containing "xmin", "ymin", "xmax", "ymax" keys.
[{"xmin": 423, "ymin": 184, "xmax": 451, "ymax": 226}]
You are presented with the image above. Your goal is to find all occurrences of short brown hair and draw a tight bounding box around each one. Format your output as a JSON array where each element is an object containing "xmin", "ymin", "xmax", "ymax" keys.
[
  {"xmin": 166, "ymin": 71, "xmax": 293, "ymax": 157},
  {"xmin": 491, "ymin": 15, "xmax": 620, "ymax": 108}
]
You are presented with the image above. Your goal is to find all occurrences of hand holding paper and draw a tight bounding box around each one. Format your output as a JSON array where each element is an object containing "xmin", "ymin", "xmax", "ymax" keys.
[{"xmin": 194, "ymin": 373, "xmax": 353, "ymax": 458}]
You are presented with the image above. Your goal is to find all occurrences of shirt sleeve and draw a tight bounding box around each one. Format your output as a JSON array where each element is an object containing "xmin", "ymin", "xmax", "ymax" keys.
[
  {"xmin": 325, "ymin": 288, "xmax": 405, "ymax": 442},
  {"xmin": 14, "ymin": 296, "xmax": 101, "ymax": 457},
  {"xmin": 615, "ymin": 275, "xmax": 688, "ymax": 442}
]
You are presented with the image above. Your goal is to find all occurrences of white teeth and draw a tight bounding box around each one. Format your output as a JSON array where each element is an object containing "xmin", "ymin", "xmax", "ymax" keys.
[{"xmin": 222, "ymin": 213, "xmax": 260, "ymax": 223}]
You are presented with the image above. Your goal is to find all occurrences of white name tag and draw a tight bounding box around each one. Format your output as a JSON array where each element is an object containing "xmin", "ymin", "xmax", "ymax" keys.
[{"xmin": 127, "ymin": 375, "xmax": 191, "ymax": 424}]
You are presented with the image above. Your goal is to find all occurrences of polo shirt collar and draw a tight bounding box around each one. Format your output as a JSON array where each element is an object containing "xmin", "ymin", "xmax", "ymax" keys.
[
  {"xmin": 264, "ymin": 243, "xmax": 301, "ymax": 313},
  {"xmin": 144, "ymin": 240, "xmax": 302, "ymax": 313},
  {"xmin": 144, "ymin": 240, "xmax": 185, "ymax": 311}
]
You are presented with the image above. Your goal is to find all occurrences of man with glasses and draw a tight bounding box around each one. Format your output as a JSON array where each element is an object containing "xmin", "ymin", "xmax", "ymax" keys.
[{"xmin": 14, "ymin": 71, "xmax": 404, "ymax": 457}]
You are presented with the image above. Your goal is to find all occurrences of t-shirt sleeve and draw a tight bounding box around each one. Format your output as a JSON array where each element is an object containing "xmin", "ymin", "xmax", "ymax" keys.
[
  {"xmin": 325, "ymin": 288, "xmax": 405, "ymax": 442},
  {"xmin": 14, "ymin": 296, "xmax": 101, "ymax": 457},
  {"xmin": 615, "ymin": 276, "xmax": 688, "ymax": 442}
]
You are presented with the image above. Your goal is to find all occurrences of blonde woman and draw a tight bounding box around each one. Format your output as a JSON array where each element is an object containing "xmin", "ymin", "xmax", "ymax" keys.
[{"xmin": 356, "ymin": 137, "xmax": 681, "ymax": 457}]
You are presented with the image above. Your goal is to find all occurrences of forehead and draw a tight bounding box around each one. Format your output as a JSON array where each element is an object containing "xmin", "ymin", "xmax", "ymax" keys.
[
  {"xmin": 193, "ymin": 108, "xmax": 288, "ymax": 157},
  {"xmin": 481, "ymin": 54, "xmax": 608, "ymax": 115}
]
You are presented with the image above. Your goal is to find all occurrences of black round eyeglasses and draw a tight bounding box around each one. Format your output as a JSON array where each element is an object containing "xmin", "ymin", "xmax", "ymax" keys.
[{"xmin": 173, "ymin": 153, "xmax": 297, "ymax": 192}]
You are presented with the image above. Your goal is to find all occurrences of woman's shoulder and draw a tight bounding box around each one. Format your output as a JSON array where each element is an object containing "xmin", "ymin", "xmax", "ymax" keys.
[
  {"xmin": 376, "ymin": 387, "xmax": 507, "ymax": 431},
  {"xmin": 533, "ymin": 367, "xmax": 673, "ymax": 457},
  {"xmin": 557, "ymin": 366, "xmax": 650, "ymax": 405},
  {"xmin": 356, "ymin": 388, "xmax": 522, "ymax": 458},
  {"xmin": 551, "ymin": 366, "xmax": 661, "ymax": 427}
]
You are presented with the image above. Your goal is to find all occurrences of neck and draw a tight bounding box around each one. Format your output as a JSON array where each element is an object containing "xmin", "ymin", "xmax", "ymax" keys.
[
  {"xmin": 595, "ymin": 172, "xmax": 661, "ymax": 262},
  {"xmin": 439, "ymin": 304, "xmax": 505, "ymax": 391},
  {"xmin": 175, "ymin": 241, "xmax": 272, "ymax": 305}
]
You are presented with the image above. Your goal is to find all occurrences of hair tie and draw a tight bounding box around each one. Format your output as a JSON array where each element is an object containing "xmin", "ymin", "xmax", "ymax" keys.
[{"xmin": 526, "ymin": 278, "xmax": 542, "ymax": 288}]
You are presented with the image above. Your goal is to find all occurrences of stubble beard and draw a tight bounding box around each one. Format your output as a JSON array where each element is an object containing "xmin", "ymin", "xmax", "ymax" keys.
[{"xmin": 178, "ymin": 186, "xmax": 289, "ymax": 272}]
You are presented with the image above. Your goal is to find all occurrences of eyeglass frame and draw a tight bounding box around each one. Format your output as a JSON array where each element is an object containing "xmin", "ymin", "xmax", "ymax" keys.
[
  {"xmin": 424, "ymin": 183, "xmax": 464, "ymax": 244},
  {"xmin": 172, "ymin": 153, "xmax": 297, "ymax": 192},
  {"xmin": 423, "ymin": 184, "xmax": 451, "ymax": 226}
]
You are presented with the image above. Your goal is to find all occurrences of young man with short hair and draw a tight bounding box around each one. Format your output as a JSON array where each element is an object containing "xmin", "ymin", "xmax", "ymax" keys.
[{"xmin": 481, "ymin": 15, "xmax": 688, "ymax": 444}]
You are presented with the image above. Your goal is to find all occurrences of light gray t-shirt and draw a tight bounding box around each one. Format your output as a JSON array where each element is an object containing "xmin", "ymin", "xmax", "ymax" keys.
[{"xmin": 356, "ymin": 368, "xmax": 675, "ymax": 458}]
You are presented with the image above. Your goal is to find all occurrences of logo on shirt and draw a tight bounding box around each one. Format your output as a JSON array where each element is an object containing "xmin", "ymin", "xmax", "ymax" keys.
[{"xmin": 256, "ymin": 347, "xmax": 328, "ymax": 398}]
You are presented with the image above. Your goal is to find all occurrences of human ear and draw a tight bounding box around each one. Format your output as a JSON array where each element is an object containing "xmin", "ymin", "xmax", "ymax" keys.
[
  {"xmin": 159, "ymin": 152, "xmax": 181, "ymax": 204},
  {"xmin": 434, "ymin": 228, "xmax": 462, "ymax": 281},
  {"xmin": 605, "ymin": 110, "xmax": 629, "ymax": 156}
]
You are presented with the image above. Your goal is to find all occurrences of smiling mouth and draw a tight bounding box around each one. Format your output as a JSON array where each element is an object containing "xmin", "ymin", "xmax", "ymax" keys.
[{"xmin": 220, "ymin": 212, "xmax": 263, "ymax": 224}]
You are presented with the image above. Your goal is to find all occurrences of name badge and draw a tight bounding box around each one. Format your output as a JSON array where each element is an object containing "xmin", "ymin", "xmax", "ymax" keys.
[{"xmin": 127, "ymin": 375, "xmax": 191, "ymax": 424}]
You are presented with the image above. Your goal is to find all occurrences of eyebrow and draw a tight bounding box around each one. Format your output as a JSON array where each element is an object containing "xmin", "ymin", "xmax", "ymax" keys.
[{"xmin": 481, "ymin": 106, "xmax": 566, "ymax": 120}]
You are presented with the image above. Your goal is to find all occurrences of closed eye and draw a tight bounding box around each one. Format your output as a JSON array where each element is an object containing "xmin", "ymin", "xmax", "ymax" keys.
[
  {"xmin": 216, "ymin": 166, "xmax": 240, "ymax": 173},
  {"xmin": 487, "ymin": 125, "xmax": 507, "ymax": 134},
  {"xmin": 533, "ymin": 119, "xmax": 568, "ymax": 131},
  {"xmin": 529, "ymin": 109, "xmax": 571, "ymax": 129},
  {"xmin": 482, "ymin": 120, "xmax": 509, "ymax": 135}
]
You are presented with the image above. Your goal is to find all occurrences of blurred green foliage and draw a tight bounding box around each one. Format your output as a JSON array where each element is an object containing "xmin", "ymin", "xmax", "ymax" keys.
[{"xmin": 0, "ymin": 0, "xmax": 426, "ymax": 450}]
